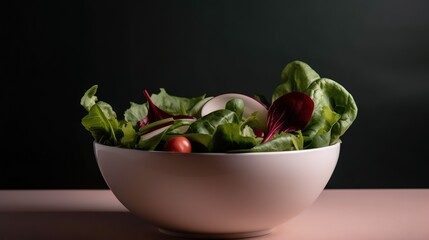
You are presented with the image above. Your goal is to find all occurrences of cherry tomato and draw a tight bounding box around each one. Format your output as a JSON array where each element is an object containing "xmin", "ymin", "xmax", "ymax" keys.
[{"xmin": 163, "ymin": 136, "xmax": 192, "ymax": 153}]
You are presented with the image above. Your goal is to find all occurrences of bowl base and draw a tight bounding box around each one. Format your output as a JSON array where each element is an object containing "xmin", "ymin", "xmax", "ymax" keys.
[{"xmin": 158, "ymin": 227, "xmax": 273, "ymax": 239}]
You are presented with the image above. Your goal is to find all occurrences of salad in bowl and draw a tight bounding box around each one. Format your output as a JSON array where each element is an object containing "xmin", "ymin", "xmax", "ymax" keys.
[{"xmin": 80, "ymin": 60, "xmax": 357, "ymax": 238}]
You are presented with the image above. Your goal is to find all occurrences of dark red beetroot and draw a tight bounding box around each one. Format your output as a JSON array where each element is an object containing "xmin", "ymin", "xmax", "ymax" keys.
[{"xmin": 263, "ymin": 92, "xmax": 314, "ymax": 143}]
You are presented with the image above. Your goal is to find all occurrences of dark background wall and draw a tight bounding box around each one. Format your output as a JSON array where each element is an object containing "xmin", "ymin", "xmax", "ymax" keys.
[{"xmin": 2, "ymin": 0, "xmax": 429, "ymax": 189}]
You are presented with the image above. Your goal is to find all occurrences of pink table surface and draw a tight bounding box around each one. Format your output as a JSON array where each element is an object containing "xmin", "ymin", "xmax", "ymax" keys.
[{"xmin": 0, "ymin": 189, "xmax": 428, "ymax": 240}]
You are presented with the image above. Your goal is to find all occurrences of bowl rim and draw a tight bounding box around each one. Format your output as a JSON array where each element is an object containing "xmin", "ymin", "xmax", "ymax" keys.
[{"xmin": 93, "ymin": 141, "xmax": 341, "ymax": 156}]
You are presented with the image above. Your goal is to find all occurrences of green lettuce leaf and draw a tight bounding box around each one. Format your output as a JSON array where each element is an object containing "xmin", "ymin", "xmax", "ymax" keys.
[
  {"xmin": 272, "ymin": 60, "xmax": 320, "ymax": 102},
  {"xmin": 135, "ymin": 127, "xmax": 168, "ymax": 151},
  {"xmin": 225, "ymin": 98, "xmax": 244, "ymax": 120},
  {"xmin": 150, "ymin": 88, "xmax": 210, "ymax": 117},
  {"xmin": 120, "ymin": 122, "xmax": 137, "ymax": 148},
  {"xmin": 305, "ymin": 78, "xmax": 358, "ymax": 145},
  {"xmin": 208, "ymin": 123, "xmax": 258, "ymax": 152},
  {"xmin": 80, "ymin": 85, "xmax": 98, "ymax": 112},
  {"xmin": 303, "ymin": 106, "xmax": 341, "ymax": 148},
  {"xmin": 187, "ymin": 109, "xmax": 239, "ymax": 135},
  {"xmin": 233, "ymin": 132, "xmax": 302, "ymax": 152},
  {"xmin": 124, "ymin": 102, "xmax": 148, "ymax": 127},
  {"xmin": 81, "ymin": 103, "xmax": 119, "ymax": 145}
]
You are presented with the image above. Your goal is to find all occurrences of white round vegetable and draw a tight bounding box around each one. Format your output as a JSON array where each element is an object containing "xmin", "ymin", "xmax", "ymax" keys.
[
  {"xmin": 140, "ymin": 123, "xmax": 173, "ymax": 141},
  {"xmin": 201, "ymin": 93, "xmax": 268, "ymax": 130}
]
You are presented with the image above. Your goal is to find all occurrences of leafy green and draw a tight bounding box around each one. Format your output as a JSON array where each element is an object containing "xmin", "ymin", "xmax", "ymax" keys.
[
  {"xmin": 139, "ymin": 117, "xmax": 174, "ymax": 135},
  {"xmin": 181, "ymin": 133, "xmax": 212, "ymax": 149},
  {"xmin": 187, "ymin": 109, "xmax": 239, "ymax": 135},
  {"xmin": 120, "ymin": 122, "xmax": 138, "ymax": 148},
  {"xmin": 208, "ymin": 123, "xmax": 259, "ymax": 152},
  {"xmin": 233, "ymin": 132, "xmax": 302, "ymax": 152},
  {"xmin": 239, "ymin": 112, "xmax": 260, "ymax": 131},
  {"xmin": 144, "ymin": 89, "xmax": 178, "ymax": 123},
  {"xmin": 303, "ymin": 105, "xmax": 340, "ymax": 148},
  {"xmin": 124, "ymin": 102, "xmax": 148, "ymax": 126},
  {"xmin": 272, "ymin": 61, "xmax": 320, "ymax": 102},
  {"xmin": 81, "ymin": 103, "xmax": 120, "ymax": 145},
  {"xmin": 304, "ymin": 78, "xmax": 358, "ymax": 146},
  {"xmin": 80, "ymin": 85, "xmax": 98, "ymax": 112},
  {"xmin": 167, "ymin": 119, "xmax": 196, "ymax": 134},
  {"xmin": 271, "ymin": 61, "xmax": 358, "ymax": 149},
  {"xmin": 80, "ymin": 60, "xmax": 358, "ymax": 152},
  {"xmin": 80, "ymin": 85, "xmax": 136, "ymax": 147},
  {"xmin": 136, "ymin": 127, "xmax": 168, "ymax": 151},
  {"xmin": 225, "ymin": 98, "xmax": 244, "ymax": 120},
  {"xmin": 150, "ymin": 88, "xmax": 209, "ymax": 117}
]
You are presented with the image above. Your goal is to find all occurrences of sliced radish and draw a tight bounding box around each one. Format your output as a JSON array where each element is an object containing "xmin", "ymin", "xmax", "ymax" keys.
[
  {"xmin": 169, "ymin": 117, "xmax": 197, "ymax": 134},
  {"xmin": 140, "ymin": 124, "xmax": 172, "ymax": 141},
  {"xmin": 140, "ymin": 118, "xmax": 174, "ymax": 141},
  {"xmin": 139, "ymin": 117, "xmax": 196, "ymax": 141},
  {"xmin": 201, "ymin": 93, "xmax": 268, "ymax": 131}
]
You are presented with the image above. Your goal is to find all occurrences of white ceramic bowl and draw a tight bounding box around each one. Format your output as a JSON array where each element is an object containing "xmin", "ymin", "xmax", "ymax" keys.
[{"xmin": 94, "ymin": 142, "xmax": 340, "ymax": 239}]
